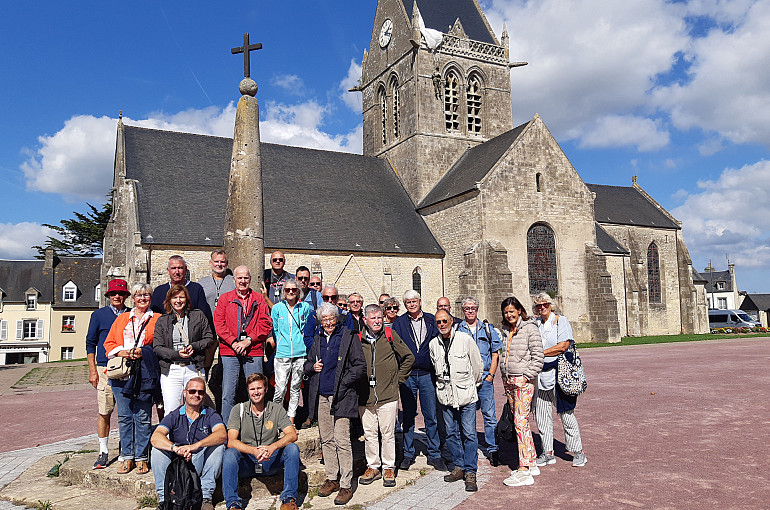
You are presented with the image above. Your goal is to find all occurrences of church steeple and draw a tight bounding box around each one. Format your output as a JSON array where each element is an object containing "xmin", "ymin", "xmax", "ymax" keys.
[{"xmin": 360, "ymin": 0, "xmax": 516, "ymax": 204}]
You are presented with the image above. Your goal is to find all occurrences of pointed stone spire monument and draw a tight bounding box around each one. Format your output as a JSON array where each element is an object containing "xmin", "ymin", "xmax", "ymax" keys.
[{"xmin": 224, "ymin": 33, "xmax": 265, "ymax": 282}]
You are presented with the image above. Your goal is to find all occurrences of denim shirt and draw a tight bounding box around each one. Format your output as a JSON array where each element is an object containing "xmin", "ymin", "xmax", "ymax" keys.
[{"xmin": 458, "ymin": 320, "xmax": 502, "ymax": 378}]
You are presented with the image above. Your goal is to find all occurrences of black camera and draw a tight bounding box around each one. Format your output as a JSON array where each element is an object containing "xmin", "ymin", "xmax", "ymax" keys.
[{"xmin": 369, "ymin": 374, "xmax": 377, "ymax": 387}]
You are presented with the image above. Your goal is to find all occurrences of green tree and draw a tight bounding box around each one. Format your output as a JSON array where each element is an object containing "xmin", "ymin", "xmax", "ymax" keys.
[{"xmin": 33, "ymin": 202, "xmax": 112, "ymax": 258}]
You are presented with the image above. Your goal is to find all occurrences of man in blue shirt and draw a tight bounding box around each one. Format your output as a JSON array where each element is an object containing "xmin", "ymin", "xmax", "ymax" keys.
[
  {"xmin": 457, "ymin": 297, "xmax": 502, "ymax": 466},
  {"xmin": 86, "ymin": 278, "xmax": 130, "ymax": 470},
  {"xmin": 150, "ymin": 377, "xmax": 226, "ymax": 510}
]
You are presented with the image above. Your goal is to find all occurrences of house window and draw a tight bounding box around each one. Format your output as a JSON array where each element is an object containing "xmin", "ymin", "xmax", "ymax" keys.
[
  {"xmin": 22, "ymin": 319, "xmax": 40, "ymax": 339},
  {"xmin": 467, "ymin": 73, "xmax": 482, "ymax": 134},
  {"xmin": 61, "ymin": 347, "xmax": 74, "ymax": 360},
  {"xmin": 717, "ymin": 297, "xmax": 727, "ymax": 309},
  {"xmin": 647, "ymin": 242, "xmax": 661, "ymax": 303},
  {"xmin": 390, "ymin": 76, "xmax": 400, "ymax": 139},
  {"xmin": 412, "ymin": 267, "xmax": 422, "ymax": 296},
  {"xmin": 0, "ymin": 320, "xmax": 7, "ymax": 341},
  {"xmin": 717, "ymin": 282, "xmax": 725, "ymax": 290},
  {"xmin": 95, "ymin": 284, "xmax": 101, "ymax": 303},
  {"xmin": 536, "ymin": 173, "xmax": 542, "ymax": 192},
  {"xmin": 527, "ymin": 224, "xmax": 558, "ymax": 295},
  {"xmin": 26, "ymin": 293, "xmax": 37, "ymax": 311},
  {"xmin": 378, "ymin": 85, "xmax": 387, "ymax": 146},
  {"xmin": 62, "ymin": 316, "xmax": 75, "ymax": 332},
  {"xmin": 63, "ymin": 281, "xmax": 77, "ymax": 302},
  {"xmin": 444, "ymin": 71, "xmax": 460, "ymax": 132}
]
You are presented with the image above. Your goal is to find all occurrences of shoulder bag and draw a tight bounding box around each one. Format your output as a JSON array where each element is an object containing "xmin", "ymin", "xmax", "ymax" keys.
[{"xmin": 557, "ymin": 342, "xmax": 587, "ymax": 396}]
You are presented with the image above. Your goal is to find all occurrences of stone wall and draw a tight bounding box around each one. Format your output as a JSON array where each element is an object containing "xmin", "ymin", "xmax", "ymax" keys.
[
  {"xmin": 457, "ymin": 240, "xmax": 513, "ymax": 325},
  {"xmin": 583, "ymin": 245, "xmax": 622, "ymax": 342}
]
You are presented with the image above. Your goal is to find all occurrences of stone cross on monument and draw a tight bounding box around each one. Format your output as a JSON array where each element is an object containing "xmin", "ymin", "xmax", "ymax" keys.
[{"xmin": 223, "ymin": 33, "xmax": 265, "ymax": 283}]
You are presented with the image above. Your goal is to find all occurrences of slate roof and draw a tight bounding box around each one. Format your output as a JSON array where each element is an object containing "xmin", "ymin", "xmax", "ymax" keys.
[
  {"xmin": 586, "ymin": 184, "xmax": 680, "ymax": 229},
  {"xmin": 417, "ymin": 122, "xmax": 528, "ymax": 209},
  {"xmin": 53, "ymin": 257, "xmax": 102, "ymax": 308},
  {"xmin": 402, "ymin": 0, "xmax": 496, "ymax": 44},
  {"xmin": 0, "ymin": 260, "xmax": 52, "ymax": 302},
  {"xmin": 595, "ymin": 224, "xmax": 628, "ymax": 255},
  {"xmin": 691, "ymin": 268, "xmax": 708, "ymax": 284},
  {"xmin": 741, "ymin": 294, "xmax": 770, "ymax": 312},
  {"xmin": 123, "ymin": 125, "xmax": 443, "ymax": 256},
  {"xmin": 701, "ymin": 270, "xmax": 733, "ymax": 293}
]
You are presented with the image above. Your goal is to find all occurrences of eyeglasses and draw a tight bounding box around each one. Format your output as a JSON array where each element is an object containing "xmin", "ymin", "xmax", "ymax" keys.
[
  {"xmin": 272, "ymin": 258, "xmax": 284, "ymax": 263},
  {"xmin": 349, "ymin": 300, "xmax": 363, "ymax": 305},
  {"xmin": 285, "ymin": 288, "xmax": 298, "ymax": 293},
  {"xmin": 435, "ymin": 319, "xmax": 450, "ymax": 325},
  {"xmin": 297, "ymin": 276, "xmax": 309, "ymax": 281},
  {"xmin": 535, "ymin": 303, "xmax": 550, "ymax": 309},
  {"xmin": 134, "ymin": 293, "xmax": 151, "ymax": 299},
  {"xmin": 186, "ymin": 389, "xmax": 206, "ymax": 395},
  {"xmin": 309, "ymin": 282, "xmax": 322, "ymax": 287},
  {"xmin": 462, "ymin": 306, "xmax": 478, "ymax": 311},
  {"xmin": 385, "ymin": 306, "xmax": 399, "ymax": 311},
  {"xmin": 322, "ymin": 295, "xmax": 338, "ymax": 301}
]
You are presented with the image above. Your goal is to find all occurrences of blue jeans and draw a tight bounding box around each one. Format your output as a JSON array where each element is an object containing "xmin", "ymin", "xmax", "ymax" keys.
[
  {"xmin": 220, "ymin": 355, "xmax": 263, "ymax": 426},
  {"xmin": 476, "ymin": 378, "xmax": 498, "ymax": 453},
  {"xmin": 151, "ymin": 444, "xmax": 224, "ymax": 501},
  {"xmin": 441, "ymin": 403, "xmax": 479, "ymax": 473},
  {"xmin": 400, "ymin": 372, "xmax": 440, "ymax": 460},
  {"xmin": 222, "ymin": 443, "xmax": 300, "ymax": 507},
  {"xmin": 110, "ymin": 379, "xmax": 152, "ymax": 461}
]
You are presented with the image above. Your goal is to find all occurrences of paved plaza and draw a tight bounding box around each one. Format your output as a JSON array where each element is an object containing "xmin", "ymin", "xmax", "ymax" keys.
[{"xmin": 0, "ymin": 338, "xmax": 768, "ymax": 509}]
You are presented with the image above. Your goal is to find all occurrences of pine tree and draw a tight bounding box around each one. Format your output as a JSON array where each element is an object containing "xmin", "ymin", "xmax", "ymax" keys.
[{"xmin": 32, "ymin": 202, "xmax": 112, "ymax": 258}]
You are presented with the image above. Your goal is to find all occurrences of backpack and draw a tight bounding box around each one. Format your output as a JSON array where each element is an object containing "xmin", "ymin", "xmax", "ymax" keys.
[{"xmin": 164, "ymin": 455, "xmax": 202, "ymax": 510}]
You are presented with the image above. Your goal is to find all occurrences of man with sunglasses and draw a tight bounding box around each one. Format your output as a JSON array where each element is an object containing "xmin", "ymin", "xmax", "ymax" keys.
[
  {"xmin": 295, "ymin": 266, "xmax": 321, "ymax": 310},
  {"xmin": 321, "ymin": 284, "xmax": 353, "ymax": 329},
  {"xmin": 263, "ymin": 251, "xmax": 294, "ymax": 305},
  {"xmin": 436, "ymin": 297, "xmax": 462, "ymax": 328},
  {"xmin": 150, "ymin": 377, "xmax": 226, "ymax": 510}
]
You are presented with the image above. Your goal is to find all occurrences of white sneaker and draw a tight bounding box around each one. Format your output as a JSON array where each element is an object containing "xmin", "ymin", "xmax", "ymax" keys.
[
  {"xmin": 572, "ymin": 452, "xmax": 587, "ymax": 467},
  {"xmin": 529, "ymin": 465, "xmax": 540, "ymax": 476},
  {"xmin": 503, "ymin": 470, "xmax": 535, "ymax": 487}
]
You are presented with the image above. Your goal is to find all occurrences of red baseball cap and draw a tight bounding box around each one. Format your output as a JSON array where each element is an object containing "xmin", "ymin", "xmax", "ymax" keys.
[{"xmin": 106, "ymin": 279, "xmax": 130, "ymax": 296}]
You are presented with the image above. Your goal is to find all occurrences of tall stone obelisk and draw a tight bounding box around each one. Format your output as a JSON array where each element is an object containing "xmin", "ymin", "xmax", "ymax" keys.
[{"xmin": 224, "ymin": 34, "xmax": 264, "ymax": 283}]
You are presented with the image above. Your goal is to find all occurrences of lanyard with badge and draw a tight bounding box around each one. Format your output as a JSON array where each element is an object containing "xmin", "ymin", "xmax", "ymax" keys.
[{"xmin": 250, "ymin": 407, "xmax": 265, "ymax": 473}]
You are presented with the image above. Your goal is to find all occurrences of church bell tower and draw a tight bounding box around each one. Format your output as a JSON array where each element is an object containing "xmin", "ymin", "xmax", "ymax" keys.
[{"xmin": 359, "ymin": 0, "xmax": 517, "ymax": 204}]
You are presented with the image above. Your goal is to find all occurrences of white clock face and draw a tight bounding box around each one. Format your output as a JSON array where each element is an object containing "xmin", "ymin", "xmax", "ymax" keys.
[{"xmin": 379, "ymin": 18, "xmax": 393, "ymax": 48}]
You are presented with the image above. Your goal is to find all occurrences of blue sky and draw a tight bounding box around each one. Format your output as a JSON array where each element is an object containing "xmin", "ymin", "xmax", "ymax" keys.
[{"xmin": 1, "ymin": 0, "xmax": 769, "ymax": 292}]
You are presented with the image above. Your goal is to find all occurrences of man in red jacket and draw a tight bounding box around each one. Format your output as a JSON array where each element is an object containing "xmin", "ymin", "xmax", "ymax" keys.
[{"xmin": 214, "ymin": 265, "xmax": 273, "ymax": 423}]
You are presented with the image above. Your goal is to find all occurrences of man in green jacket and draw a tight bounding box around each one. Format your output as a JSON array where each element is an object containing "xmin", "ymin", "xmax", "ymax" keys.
[{"xmin": 358, "ymin": 304, "xmax": 414, "ymax": 488}]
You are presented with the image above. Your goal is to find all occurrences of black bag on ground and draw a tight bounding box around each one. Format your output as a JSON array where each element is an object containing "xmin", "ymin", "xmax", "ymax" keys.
[
  {"xmin": 164, "ymin": 455, "xmax": 202, "ymax": 510},
  {"xmin": 495, "ymin": 401, "xmax": 516, "ymax": 443}
]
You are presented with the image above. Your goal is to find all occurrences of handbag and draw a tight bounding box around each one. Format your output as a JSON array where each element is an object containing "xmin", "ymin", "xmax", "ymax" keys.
[
  {"xmin": 495, "ymin": 401, "xmax": 516, "ymax": 443},
  {"xmin": 557, "ymin": 343, "xmax": 587, "ymax": 396},
  {"xmin": 105, "ymin": 356, "xmax": 133, "ymax": 379}
]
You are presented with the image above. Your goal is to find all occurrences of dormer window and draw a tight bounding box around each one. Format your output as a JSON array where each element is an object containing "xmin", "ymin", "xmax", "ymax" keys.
[
  {"xmin": 63, "ymin": 281, "xmax": 77, "ymax": 302},
  {"xmin": 25, "ymin": 292, "xmax": 37, "ymax": 311},
  {"xmin": 95, "ymin": 284, "xmax": 101, "ymax": 302},
  {"xmin": 717, "ymin": 282, "xmax": 725, "ymax": 290}
]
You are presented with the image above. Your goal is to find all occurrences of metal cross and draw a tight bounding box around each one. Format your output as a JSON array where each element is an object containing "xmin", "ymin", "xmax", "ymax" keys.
[{"xmin": 231, "ymin": 33, "xmax": 262, "ymax": 78}]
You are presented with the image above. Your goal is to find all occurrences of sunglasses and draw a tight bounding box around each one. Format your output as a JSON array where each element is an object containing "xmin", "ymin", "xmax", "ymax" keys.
[
  {"xmin": 322, "ymin": 295, "xmax": 338, "ymax": 301},
  {"xmin": 436, "ymin": 319, "xmax": 450, "ymax": 325},
  {"xmin": 309, "ymin": 282, "xmax": 322, "ymax": 287},
  {"xmin": 385, "ymin": 306, "xmax": 399, "ymax": 311},
  {"xmin": 272, "ymin": 258, "xmax": 284, "ymax": 262},
  {"xmin": 186, "ymin": 389, "xmax": 206, "ymax": 395},
  {"xmin": 297, "ymin": 276, "xmax": 309, "ymax": 281},
  {"xmin": 535, "ymin": 303, "xmax": 550, "ymax": 309},
  {"xmin": 349, "ymin": 300, "xmax": 363, "ymax": 305},
  {"xmin": 285, "ymin": 288, "xmax": 298, "ymax": 293}
]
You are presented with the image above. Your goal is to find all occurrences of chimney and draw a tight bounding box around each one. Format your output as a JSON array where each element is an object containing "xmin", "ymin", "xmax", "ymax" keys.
[{"xmin": 44, "ymin": 248, "xmax": 54, "ymax": 270}]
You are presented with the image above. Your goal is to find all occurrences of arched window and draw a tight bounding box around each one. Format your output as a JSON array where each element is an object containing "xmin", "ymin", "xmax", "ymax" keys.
[
  {"xmin": 378, "ymin": 85, "xmax": 387, "ymax": 146},
  {"xmin": 444, "ymin": 71, "xmax": 460, "ymax": 132},
  {"xmin": 527, "ymin": 224, "xmax": 558, "ymax": 295},
  {"xmin": 536, "ymin": 173, "xmax": 542, "ymax": 192},
  {"xmin": 412, "ymin": 267, "xmax": 422, "ymax": 296},
  {"xmin": 647, "ymin": 242, "xmax": 661, "ymax": 303},
  {"xmin": 467, "ymin": 73, "xmax": 482, "ymax": 134},
  {"xmin": 390, "ymin": 76, "xmax": 400, "ymax": 140}
]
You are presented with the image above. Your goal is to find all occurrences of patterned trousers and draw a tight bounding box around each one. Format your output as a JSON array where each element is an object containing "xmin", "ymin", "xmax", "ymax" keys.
[
  {"xmin": 503, "ymin": 375, "xmax": 536, "ymax": 468},
  {"xmin": 535, "ymin": 388, "xmax": 583, "ymax": 454}
]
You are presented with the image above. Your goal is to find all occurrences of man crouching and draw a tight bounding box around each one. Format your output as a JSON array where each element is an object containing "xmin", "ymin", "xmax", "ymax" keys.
[
  {"xmin": 222, "ymin": 373, "xmax": 300, "ymax": 510},
  {"xmin": 150, "ymin": 377, "xmax": 226, "ymax": 510}
]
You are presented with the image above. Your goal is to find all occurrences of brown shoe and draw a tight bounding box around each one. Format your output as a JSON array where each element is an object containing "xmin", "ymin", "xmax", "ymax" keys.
[
  {"xmin": 201, "ymin": 499, "xmax": 214, "ymax": 510},
  {"xmin": 383, "ymin": 468, "xmax": 396, "ymax": 487},
  {"xmin": 280, "ymin": 498, "xmax": 298, "ymax": 510},
  {"xmin": 135, "ymin": 460, "xmax": 149, "ymax": 474},
  {"xmin": 117, "ymin": 459, "xmax": 135, "ymax": 474},
  {"xmin": 359, "ymin": 467, "xmax": 381, "ymax": 485},
  {"xmin": 444, "ymin": 466, "xmax": 464, "ymax": 482},
  {"xmin": 334, "ymin": 487, "xmax": 353, "ymax": 505},
  {"xmin": 464, "ymin": 472, "xmax": 478, "ymax": 492},
  {"xmin": 318, "ymin": 479, "xmax": 340, "ymax": 497}
]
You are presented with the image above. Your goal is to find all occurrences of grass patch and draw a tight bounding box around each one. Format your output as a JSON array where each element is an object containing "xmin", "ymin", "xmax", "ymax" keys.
[
  {"xmin": 136, "ymin": 495, "xmax": 158, "ymax": 508},
  {"xmin": 580, "ymin": 332, "xmax": 768, "ymax": 348}
]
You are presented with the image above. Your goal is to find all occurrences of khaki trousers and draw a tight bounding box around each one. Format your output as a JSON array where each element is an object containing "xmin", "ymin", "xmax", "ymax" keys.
[
  {"xmin": 317, "ymin": 395, "xmax": 353, "ymax": 488},
  {"xmin": 359, "ymin": 400, "xmax": 398, "ymax": 470}
]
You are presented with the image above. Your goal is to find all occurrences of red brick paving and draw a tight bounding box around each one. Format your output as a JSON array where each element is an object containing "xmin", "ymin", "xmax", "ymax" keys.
[{"xmin": 464, "ymin": 337, "xmax": 770, "ymax": 509}]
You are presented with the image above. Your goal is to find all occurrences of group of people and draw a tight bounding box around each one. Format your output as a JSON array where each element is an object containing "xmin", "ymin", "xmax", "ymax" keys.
[{"xmin": 85, "ymin": 249, "xmax": 587, "ymax": 510}]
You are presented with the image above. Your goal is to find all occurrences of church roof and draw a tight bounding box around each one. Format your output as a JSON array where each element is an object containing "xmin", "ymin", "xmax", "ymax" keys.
[
  {"xmin": 0, "ymin": 260, "xmax": 52, "ymax": 302},
  {"xmin": 123, "ymin": 125, "xmax": 443, "ymax": 256},
  {"xmin": 691, "ymin": 268, "xmax": 708, "ymax": 284},
  {"xmin": 402, "ymin": 0, "xmax": 496, "ymax": 44},
  {"xmin": 595, "ymin": 224, "xmax": 629, "ymax": 255},
  {"xmin": 741, "ymin": 294, "xmax": 770, "ymax": 312},
  {"xmin": 586, "ymin": 184, "xmax": 680, "ymax": 229},
  {"xmin": 417, "ymin": 122, "xmax": 529, "ymax": 209}
]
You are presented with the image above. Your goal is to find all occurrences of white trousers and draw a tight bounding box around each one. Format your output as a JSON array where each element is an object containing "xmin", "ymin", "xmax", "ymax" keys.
[
  {"xmin": 273, "ymin": 357, "xmax": 306, "ymax": 418},
  {"xmin": 160, "ymin": 364, "xmax": 200, "ymax": 412}
]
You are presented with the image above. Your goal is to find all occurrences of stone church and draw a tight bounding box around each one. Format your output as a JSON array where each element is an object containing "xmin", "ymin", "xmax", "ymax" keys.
[{"xmin": 102, "ymin": 0, "xmax": 709, "ymax": 341}]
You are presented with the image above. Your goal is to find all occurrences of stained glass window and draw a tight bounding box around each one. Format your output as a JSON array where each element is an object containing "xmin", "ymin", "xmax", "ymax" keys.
[
  {"xmin": 527, "ymin": 224, "xmax": 558, "ymax": 294},
  {"xmin": 647, "ymin": 242, "xmax": 661, "ymax": 303},
  {"xmin": 412, "ymin": 268, "xmax": 422, "ymax": 295}
]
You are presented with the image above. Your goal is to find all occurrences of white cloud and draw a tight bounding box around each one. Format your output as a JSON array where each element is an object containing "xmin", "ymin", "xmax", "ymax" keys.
[
  {"xmin": 672, "ymin": 159, "xmax": 770, "ymax": 269},
  {"xmin": 653, "ymin": 0, "xmax": 770, "ymax": 147},
  {"xmin": 271, "ymin": 74, "xmax": 306, "ymax": 95},
  {"xmin": 261, "ymin": 100, "xmax": 362, "ymax": 153},
  {"xmin": 576, "ymin": 115, "xmax": 670, "ymax": 151},
  {"xmin": 340, "ymin": 59, "xmax": 363, "ymax": 112},
  {"xmin": 132, "ymin": 104, "xmax": 237, "ymax": 138},
  {"xmin": 0, "ymin": 222, "xmax": 53, "ymax": 260}
]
